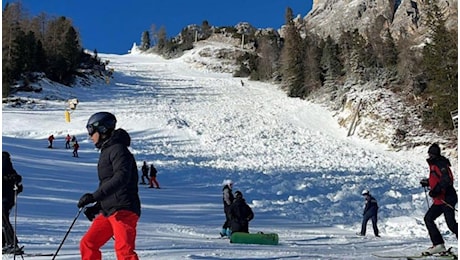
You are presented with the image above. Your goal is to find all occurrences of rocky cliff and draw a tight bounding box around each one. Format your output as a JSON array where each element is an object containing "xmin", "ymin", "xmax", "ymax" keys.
[{"xmin": 305, "ymin": 0, "xmax": 457, "ymax": 44}]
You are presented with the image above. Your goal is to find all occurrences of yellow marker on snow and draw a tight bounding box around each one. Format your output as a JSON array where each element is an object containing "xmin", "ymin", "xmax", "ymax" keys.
[{"xmin": 65, "ymin": 110, "xmax": 71, "ymax": 123}]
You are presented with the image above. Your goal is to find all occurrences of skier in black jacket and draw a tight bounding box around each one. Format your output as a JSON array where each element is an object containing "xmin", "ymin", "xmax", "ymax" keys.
[
  {"xmin": 228, "ymin": 191, "xmax": 254, "ymax": 234},
  {"xmin": 77, "ymin": 112, "xmax": 141, "ymax": 260},
  {"xmin": 358, "ymin": 189, "xmax": 380, "ymax": 237},
  {"xmin": 2, "ymin": 151, "xmax": 24, "ymax": 255}
]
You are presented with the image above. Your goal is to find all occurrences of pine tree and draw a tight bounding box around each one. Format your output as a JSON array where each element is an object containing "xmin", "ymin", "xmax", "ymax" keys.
[
  {"xmin": 141, "ymin": 30, "xmax": 151, "ymax": 51},
  {"xmin": 320, "ymin": 36, "xmax": 343, "ymax": 84},
  {"xmin": 280, "ymin": 7, "xmax": 304, "ymax": 98},
  {"xmin": 421, "ymin": 0, "xmax": 457, "ymax": 130}
]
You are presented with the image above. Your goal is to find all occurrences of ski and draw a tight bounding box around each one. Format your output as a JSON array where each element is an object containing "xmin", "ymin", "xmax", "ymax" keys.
[
  {"xmin": 372, "ymin": 251, "xmax": 457, "ymax": 260},
  {"xmin": 22, "ymin": 253, "xmax": 55, "ymax": 257}
]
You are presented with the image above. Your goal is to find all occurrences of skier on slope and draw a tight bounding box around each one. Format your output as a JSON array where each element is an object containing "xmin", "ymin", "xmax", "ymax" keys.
[
  {"xmin": 148, "ymin": 164, "xmax": 160, "ymax": 189},
  {"xmin": 77, "ymin": 112, "xmax": 141, "ymax": 260},
  {"xmin": 140, "ymin": 161, "xmax": 149, "ymax": 184},
  {"xmin": 357, "ymin": 189, "xmax": 380, "ymax": 237},
  {"xmin": 420, "ymin": 143, "xmax": 457, "ymax": 255},
  {"xmin": 220, "ymin": 179, "xmax": 234, "ymax": 237}
]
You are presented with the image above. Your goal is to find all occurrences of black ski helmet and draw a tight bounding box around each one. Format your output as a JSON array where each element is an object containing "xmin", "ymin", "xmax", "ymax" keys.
[
  {"xmin": 86, "ymin": 112, "xmax": 117, "ymax": 136},
  {"xmin": 428, "ymin": 143, "xmax": 441, "ymax": 157}
]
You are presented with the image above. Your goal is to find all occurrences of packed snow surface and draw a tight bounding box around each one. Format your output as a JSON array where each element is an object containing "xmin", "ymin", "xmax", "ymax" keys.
[{"xmin": 2, "ymin": 48, "xmax": 458, "ymax": 259}]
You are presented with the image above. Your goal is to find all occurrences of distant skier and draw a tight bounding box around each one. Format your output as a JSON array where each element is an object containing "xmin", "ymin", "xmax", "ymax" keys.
[
  {"xmin": 220, "ymin": 179, "xmax": 234, "ymax": 237},
  {"xmin": 47, "ymin": 134, "xmax": 55, "ymax": 148},
  {"xmin": 72, "ymin": 141, "xmax": 79, "ymax": 157},
  {"xmin": 357, "ymin": 189, "xmax": 380, "ymax": 237},
  {"xmin": 2, "ymin": 151, "xmax": 24, "ymax": 255},
  {"xmin": 228, "ymin": 191, "xmax": 254, "ymax": 235},
  {"xmin": 65, "ymin": 134, "xmax": 71, "ymax": 149},
  {"xmin": 140, "ymin": 161, "xmax": 149, "ymax": 184},
  {"xmin": 420, "ymin": 143, "xmax": 457, "ymax": 255},
  {"xmin": 148, "ymin": 164, "xmax": 160, "ymax": 189}
]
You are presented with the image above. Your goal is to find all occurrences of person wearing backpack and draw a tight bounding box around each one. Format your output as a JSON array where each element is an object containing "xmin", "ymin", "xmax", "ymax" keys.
[
  {"xmin": 420, "ymin": 143, "xmax": 458, "ymax": 255},
  {"xmin": 2, "ymin": 151, "xmax": 24, "ymax": 255}
]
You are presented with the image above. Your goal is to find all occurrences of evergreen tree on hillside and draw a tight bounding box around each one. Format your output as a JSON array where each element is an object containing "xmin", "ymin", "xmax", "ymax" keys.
[
  {"xmin": 280, "ymin": 7, "xmax": 304, "ymax": 98},
  {"xmin": 302, "ymin": 34, "xmax": 322, "ymax": 95},
  {"xmin": 141, "ymin": 30, "xmax": 151, "ymax": 51},
  {"xmin": 320, "ymin": 36, "xmax": 343, "ymax": 84},
  {"xmin": 421, "ymin": 1, "xmax": 457, "ymax": 130}
]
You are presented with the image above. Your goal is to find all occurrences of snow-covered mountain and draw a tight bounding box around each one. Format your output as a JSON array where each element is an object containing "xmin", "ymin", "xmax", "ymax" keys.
[{"xmin": 2, "ymin": 43, "xmax": 457, "ymax": 259}]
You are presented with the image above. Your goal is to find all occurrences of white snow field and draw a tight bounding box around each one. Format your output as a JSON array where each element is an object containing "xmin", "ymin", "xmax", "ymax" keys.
[{"xmin": 2, "ymin": 46, "xmax": 458, "ymax": 259}]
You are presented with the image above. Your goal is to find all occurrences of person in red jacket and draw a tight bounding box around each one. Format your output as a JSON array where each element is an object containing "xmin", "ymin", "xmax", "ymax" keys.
[
  {"xmin": 47, "ymin": 134, "xmax": 55, "ymax": 148},
  {"xmin": 421, "ymin": 143, "xmax": 457, "ymax": 255}
]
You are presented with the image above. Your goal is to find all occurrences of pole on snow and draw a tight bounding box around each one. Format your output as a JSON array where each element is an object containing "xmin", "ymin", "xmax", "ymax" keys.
[
  {"xmin": 13, "ymin": 184, "xmax": 19, "ymax": 260},
  {"xmin": 52, "ymin": 207, "xmax": 83, "ymax": 260}
]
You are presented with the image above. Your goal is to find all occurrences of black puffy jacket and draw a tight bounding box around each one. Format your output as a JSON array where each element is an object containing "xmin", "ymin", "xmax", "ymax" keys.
[
  {"xmin": 2, "ymin": 152, "xmax": 23, "ymax": 210},
  {"xmin": 92, "ymin": 129, "xmax": 141, "ymax": 217}
]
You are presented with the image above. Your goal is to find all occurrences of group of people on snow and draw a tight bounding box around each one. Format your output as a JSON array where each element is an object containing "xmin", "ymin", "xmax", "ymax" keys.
[
  {"xmin": 3, "ymin": 110, "xmax": 457, "ymax": 258},
  {"xmin": 48, "ymin": 134, "xmax": 79, "ymax": 157},
  {"xmin": 140, "ymin": 161, "xmax": 160, "ymax": 188},
  {"xmin": 220, "ymin": 179, "xmax": 254, "ymax": 238}
]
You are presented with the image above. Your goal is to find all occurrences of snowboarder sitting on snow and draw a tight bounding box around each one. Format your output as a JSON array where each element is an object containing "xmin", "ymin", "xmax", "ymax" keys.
[
  {"xmin": 358, "ymin": 189, "xmax": 380, "ymax": 237},
  {"xmin": 220, "ymin": 179, "xmax": 234, "ymax": 237},
  {"xmin": 2, "ymin": 151, "xmax": 24, "ymax": 255},
  {"xmin": 421, "ymin": 143, "xmax": 457, "ymax": 255},
  {"xmin": 228, "ymin": 191, "xmax": 254, "ymax": 235}
]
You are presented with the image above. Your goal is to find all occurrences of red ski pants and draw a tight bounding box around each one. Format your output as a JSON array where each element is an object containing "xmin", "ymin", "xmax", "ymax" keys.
[{"xmin": 80, "ymin": 210, "xmax": 139, "ymax": 260}]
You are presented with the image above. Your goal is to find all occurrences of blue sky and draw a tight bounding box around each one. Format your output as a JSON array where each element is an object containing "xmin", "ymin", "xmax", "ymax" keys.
[{"xmin": 6, "ymin": 0, "xmax": 313, "ymax": 54}]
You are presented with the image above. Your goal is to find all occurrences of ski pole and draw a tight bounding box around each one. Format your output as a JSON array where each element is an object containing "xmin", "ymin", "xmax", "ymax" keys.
[
  {"xmin": 441, "ymin": 200, "xmax": 458, "ymax": 212},
  {"xmin": 13, "ymin": 184, "xmax": 19, "ymax": 260},
  {"xmin": 423, "ymin": 186, "xmax": 430, "ymax": 210},
  {"xmin": 52, "ymin": 207, "xmax": 83, "ymax": 260}
]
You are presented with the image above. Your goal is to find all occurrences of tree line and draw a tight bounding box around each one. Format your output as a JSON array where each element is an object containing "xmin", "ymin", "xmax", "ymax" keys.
[{"xmin": 2, "ymin": 2, "xmax": 103, "ymax": 97}]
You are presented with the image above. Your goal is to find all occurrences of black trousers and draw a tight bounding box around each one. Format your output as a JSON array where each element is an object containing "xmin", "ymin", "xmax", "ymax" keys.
[
  {"xmin": 424, "ymin": 204, "xmax": 458, "ymax": 245},
  {"xmin": 2, "ymin": 203, "xmax": 18, "ymax": 247},
  {"xmin": 360, "ymin": 211, "xmax": 379, "ymax": 236}
]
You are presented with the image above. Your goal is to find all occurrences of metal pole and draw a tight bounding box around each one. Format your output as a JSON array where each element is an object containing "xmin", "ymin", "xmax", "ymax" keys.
[
  {"xmin": 442, "ymin": 200, "xmax": 458, "ymax": 212},
  {"xmin": 52, "ymin": 207, "xmax": 83, "ymax": 260},
  {"xmin": 423, "ymin": 187, "xmax": 430, "ymax": 210},
  {"xmin": 13, "ymin": 185, "xmax": 18, "ymax": 260}
]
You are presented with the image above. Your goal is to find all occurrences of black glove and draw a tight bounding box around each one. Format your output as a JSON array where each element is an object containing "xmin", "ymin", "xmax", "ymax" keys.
[
  {"xmin": 420, "ymin": 178, "xmax": 429, "ymax": 187},
  {"xmin": 77, "ymin": 193, "xmax": 95, "ymax": 208},
  {"xmin": 83, "ymin": 205, "xmax": 100, "ymax": 221}
]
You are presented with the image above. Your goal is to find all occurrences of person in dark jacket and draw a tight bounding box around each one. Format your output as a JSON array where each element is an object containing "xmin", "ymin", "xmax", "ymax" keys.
[
  {"xmin": 78, "ymin": 112, "xmax": 141, "ymax": 260},
  {"xmin": 228, "ymin": 191, "xmax": 254, "ymax": 234},
  {"xmin": 220, "ymin": 179, "xmax": 234, "ymax": 237},
  {"xmin": 421, "ymin": 143, "xmax": 457, "ymax": 255},
  {"xmin": 2, "ymin": 151, "xmax": 24, "ymax": 255},
  {"xmin": 358, "ymin": 189, "xmax": 379, "ymax": 237},
  {"xmin": 148, "ymin": 164, "xmax": 160, "ymax": 189},
  {"xmin": 140, "ymin": 161, "xmax": 149, "ymax": 184}
]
